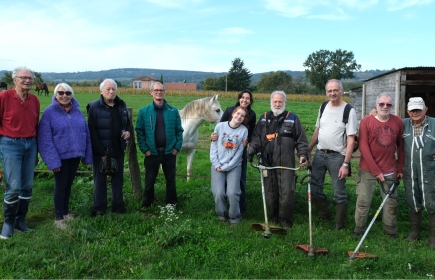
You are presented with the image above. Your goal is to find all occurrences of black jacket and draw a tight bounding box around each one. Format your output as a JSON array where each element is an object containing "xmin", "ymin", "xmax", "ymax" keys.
[{"xmin": 87, "ymin": 95, "xmax": 130, "ymax": 157}]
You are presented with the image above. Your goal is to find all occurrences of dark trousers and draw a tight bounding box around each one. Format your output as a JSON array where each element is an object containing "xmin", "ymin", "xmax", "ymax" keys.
[
  {"xmin": 144, "ymin": 152, "xmax": 177, "ymax": 205},
  {"xmin": 53, "ymin": 157, "xmax": 81, "ymax": 220},
  {"xmin": 264, "ymin": 169, "xmax": 296, "ymax": 223},
  {"xmin": 92, "ymin": 155, "xmax": 125, "ymax": 213}
]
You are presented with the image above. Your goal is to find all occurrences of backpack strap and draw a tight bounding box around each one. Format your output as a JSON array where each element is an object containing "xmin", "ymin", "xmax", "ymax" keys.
[
  {"xmin": 319, "ymin": 101, "xmax": 328, "ymax": 119},
  {"xmin": 342, "ymin": 103, "xmax": 353, "ymax": 124},
  {"xmin": 319, "ymin": 101, "xmax": 354, "ymax": 124}
]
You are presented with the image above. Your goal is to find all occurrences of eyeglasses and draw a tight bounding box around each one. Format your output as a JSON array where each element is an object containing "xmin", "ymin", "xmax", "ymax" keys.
[
  {"xmin": 378, "ymin": 103, "xmax": 393, "ymax": 108},
  {"xmin": 326, "ymin": 89, "xmax": 340, "ymax": 94},
  {"xmin": 57, "ymin": 91, "xmax": 72, "ymax": 96},
  {"xmin": 153, "ymin": 89, "xmax": 165, "ymax": 93},
  {"xmin": 409, "ymin": 109, "xmax": 422, "ymax": 114},
  {"xmin": 16, "ymin": 76, "xmax": 34, "ymax": 81}
]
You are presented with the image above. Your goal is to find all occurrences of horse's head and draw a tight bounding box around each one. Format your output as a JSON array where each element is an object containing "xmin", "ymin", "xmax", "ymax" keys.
[{"xmin": 205, "ymin": 95, "xmax": 223, "ymax": 124}]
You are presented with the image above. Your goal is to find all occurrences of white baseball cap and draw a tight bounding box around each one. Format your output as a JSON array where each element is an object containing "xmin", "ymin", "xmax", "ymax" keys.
[{"xmin": 408, "ymin": 97, "xmax": 425, "ymax": 111}]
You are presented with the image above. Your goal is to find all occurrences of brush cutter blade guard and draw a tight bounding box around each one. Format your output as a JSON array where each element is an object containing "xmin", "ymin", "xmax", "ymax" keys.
[
  {"xmin": 296, "ymin": 244, "xmax": 329, "ymax": 254},
  {"xmin": 251, "ymin": 223, "xmax": 287, "ymax": 235},
  {"xmin": 348, "ymin": 251, "xmax": 377, "ymax": 259}
]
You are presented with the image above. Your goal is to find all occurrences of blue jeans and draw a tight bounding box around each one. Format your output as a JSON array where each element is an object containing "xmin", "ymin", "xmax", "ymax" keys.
[
  {"xmin": 211, "ymin": 165, "xmax": 242, "ymax": 224},
  {"xmin": 310, "ymin": 149, "xmax": 348, "ymax": 204},
  {"xmin": 0, "ymin": 137, "xmax": 37, "ymax": 203}
]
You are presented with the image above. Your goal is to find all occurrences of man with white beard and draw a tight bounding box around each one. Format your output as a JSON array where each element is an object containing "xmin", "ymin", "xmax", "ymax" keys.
[{"xmin": 248, "ymin": 91, "xmax": 308, "ymax": 228}]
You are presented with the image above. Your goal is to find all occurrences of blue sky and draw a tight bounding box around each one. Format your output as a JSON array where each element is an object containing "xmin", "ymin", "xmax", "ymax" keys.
[{"xmin": 1, "ymin": 0, "xmax": 433, "ymax": 74}]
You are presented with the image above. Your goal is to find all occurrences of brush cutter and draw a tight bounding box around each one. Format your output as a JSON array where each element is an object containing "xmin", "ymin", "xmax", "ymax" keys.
[
  {"xmin": 296, "ymin": 166, "xmax": 329, "ymax": 258},
  {"xmin": 250, "ymin": 154, "xmax": 302, "ymax": 238},
  {"xmin": 348, "ymin": 178, "xmax": 400, "ymax": 262}
]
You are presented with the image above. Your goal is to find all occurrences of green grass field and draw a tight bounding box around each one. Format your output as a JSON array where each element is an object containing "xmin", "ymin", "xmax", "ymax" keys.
[{"xmin": 0, "ymin": 92, "xmax": 434, "ymax": 278}]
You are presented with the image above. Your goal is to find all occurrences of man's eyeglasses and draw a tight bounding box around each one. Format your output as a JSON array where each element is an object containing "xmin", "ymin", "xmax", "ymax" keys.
[
  {"xmin": 378, "ymin": 103, "xmax": 393, "ymax": 108},
  {"xmin": 409, "ymin": 109, "xmax": 422, "ymax": 114},
  {"xmin": 57, "ymin": 91, "xmax": 72, "ymax": 96},
  {"xmin": 153, "ymin": 89, "xmax": 165, "ymax": 93},
  {"xmin": 16, "ymin": 76, "xmax": 34, "ymax": 81},
  {"xmin": 326, "ymin": 89, "xmax": 340, "ymax": 94}
]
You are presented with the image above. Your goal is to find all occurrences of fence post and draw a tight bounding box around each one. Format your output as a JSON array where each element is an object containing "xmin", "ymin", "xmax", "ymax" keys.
[{"xmin": 126, "ymin": 108, "xmax": 143, "ymax": 198}]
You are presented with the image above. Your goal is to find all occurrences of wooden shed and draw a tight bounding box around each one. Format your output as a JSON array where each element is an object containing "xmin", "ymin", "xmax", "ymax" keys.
[{"xmin": 350, "ymin": 67, "xmax": 435, "ymax": 121}]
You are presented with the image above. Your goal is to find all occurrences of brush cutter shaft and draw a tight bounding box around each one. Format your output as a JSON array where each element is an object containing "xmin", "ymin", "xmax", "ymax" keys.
[
  {"xmin": 307, "ymin": 168, "xmax": 314, "ymax": 255},
  {"xmin": 350, "ymin": 179, "xmax": 400, "ymax": 261},
  {"xmin": 259, "ymin": 170, "xmax": 272, "ymax": 236},
  {"xmin": 250, "ymin": 163, "xmax": 301, "ymax": 171}
]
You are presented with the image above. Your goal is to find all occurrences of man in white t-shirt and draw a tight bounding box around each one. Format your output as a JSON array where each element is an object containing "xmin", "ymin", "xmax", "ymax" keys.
[{"xmin": 308, "ymin": 79, "xmax": 357, "ymax": 231}]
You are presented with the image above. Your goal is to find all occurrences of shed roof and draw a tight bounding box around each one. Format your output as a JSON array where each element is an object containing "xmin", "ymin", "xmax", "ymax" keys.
[{"xmin": 364, "ymin": 66, "xmax": 435, "ymax": 82}]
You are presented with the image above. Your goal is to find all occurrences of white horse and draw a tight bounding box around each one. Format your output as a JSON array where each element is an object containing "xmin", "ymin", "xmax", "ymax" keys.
[{"xmin": 179, "ymin": 95, "xmax": 223, "ymax": 180}]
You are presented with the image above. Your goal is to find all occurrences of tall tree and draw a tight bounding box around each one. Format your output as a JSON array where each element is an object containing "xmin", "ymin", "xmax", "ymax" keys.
[
  {"xmin": 204, "ymin": 76, "xmax": 226, "ymax": 91},
  {"xmin": 0, "ymin": 71, "xmax": 13, "ymax": 85},
  {"xmin": 257, "ymin": 71, "xmax": 293, "ymax": 93},
  {"xmin": 227, "ymin": 58, "xmax": 252, "ymax": 91},
  {"xmin": 34, "ymin": 71, "xmax": 44, "ymax": 85},
  {"xmin": 160, "ymin": 74, "xmax": 164, "ymax": 83},
  {"xmin": 303, "ymin": 49, "xmax": 361, "ymax": 92}
]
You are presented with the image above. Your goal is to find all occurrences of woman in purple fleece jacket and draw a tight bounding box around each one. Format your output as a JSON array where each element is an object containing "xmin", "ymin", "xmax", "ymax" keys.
[{"xmin": 37, "ymin": 83, "xmax": 92, "ymax": 229}]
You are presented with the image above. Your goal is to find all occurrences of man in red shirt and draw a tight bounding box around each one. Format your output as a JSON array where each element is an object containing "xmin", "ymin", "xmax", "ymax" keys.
[
  {"xmin": 353, "ymin": 92, "xmax": 404, "ymax": 238},
  {"xmin": 0, "ymin": 67, "xmax": 40, "ymax": 239}
]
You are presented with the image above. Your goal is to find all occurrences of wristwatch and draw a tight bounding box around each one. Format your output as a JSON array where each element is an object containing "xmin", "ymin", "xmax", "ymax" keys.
[{"xmin": 342, "ymin": 162, "xmax": 349, "ymax": 167}]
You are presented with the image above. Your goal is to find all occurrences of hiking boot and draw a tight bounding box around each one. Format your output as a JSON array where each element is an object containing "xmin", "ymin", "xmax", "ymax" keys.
[
  {"xmin": 313, "ymin": 199, "xmax": 330, "ymax": 220},
  {"xmin": 1, "ymin": 202, "xmax": 19, "ymax": 239},
  {"xmin": 405, "ymin": 211, "xmax": 422, "ymax": 242},
  {"xmin": 335, "ymin": 203, "xmax": 348, "ymax": 231},
  {"xmin": 15, "ymin": 199, "xmax": 32, "ymax": 232},
  {"xmin": 429, "ymin": 214, "xmax": 435, "ymax": 250},
  {"xmin": 54, "ymin": 219, "xmax": 67, "ymax": 230},
  {"xmin": 280, "ymin": 220, "xmax": 293, "ymax": 229},
  {"xmin": 63, "ymin": 214, "xmax": 76, "ymax": 221}
]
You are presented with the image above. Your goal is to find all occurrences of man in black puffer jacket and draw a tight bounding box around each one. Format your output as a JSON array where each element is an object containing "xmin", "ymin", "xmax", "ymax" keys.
[{"xmin": 87, "ymin": 79, "xmax": 131, "ymax": 216}]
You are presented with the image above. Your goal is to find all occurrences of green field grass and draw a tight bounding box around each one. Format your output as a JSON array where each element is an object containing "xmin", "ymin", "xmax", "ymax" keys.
[{"xmin": 0, "ymin": 92, "xmax": 434, "ymax": 279}]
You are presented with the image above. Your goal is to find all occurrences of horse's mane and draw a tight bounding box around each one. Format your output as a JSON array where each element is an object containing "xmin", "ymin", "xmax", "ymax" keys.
[{"xmin": 179, "ymin": 96, "xmax": 214, "ymax": 121}]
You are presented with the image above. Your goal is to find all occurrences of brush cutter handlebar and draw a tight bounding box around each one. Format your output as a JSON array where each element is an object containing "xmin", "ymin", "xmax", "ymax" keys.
[
  {"xmin": 250, "ymin": 153, "xmax": 303, "ymax": 171},
  {"xmin": 379, "ymin": 178, "xmax": 403, "ymax": 200}
]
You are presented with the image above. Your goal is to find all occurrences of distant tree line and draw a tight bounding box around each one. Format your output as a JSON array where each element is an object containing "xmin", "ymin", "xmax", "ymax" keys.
[{"xmin": 1, "ymin": 50, "xmax": 370, "ymax": 94}]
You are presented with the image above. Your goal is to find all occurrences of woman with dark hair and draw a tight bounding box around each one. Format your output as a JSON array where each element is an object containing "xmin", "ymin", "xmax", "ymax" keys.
[
  {"xmin": 211, "ymin": 89, "xmax": 256, "ymax": 216},
  {"xmin": 38, "ymin": 83, "xmax": 92, "ymax": 229}
]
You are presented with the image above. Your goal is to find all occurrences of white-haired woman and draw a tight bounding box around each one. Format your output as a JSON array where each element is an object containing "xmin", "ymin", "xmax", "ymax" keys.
[{"xmin": 37, "ymin": 83, "xmax": 92, "ymax": 229}]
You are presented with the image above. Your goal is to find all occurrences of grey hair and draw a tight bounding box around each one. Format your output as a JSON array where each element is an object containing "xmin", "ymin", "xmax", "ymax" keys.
[
  {"xmin": 12, "ymin": 66, "xmax": 34, "ymax": 78},
  {"xmin": 100, "ymin": 79, "xmax": 117, "ymax": 91},
  {"xmin": 54, "ymin": 83, "xmax": 74, "ymax": 97},
  {"xmin": 150, "ymin": 81, "xmax": 165, "ymax": 91},
  {"xmin": 376, "ymin": 92, "xmax": 394, "ymax": 105},
  {"xmin": 325, "ymin": 79, "xmax": 343, "ymax": 91},
  {"xmin": 270, "ymin": 90, "xmax": 287, "ymax": 102}
]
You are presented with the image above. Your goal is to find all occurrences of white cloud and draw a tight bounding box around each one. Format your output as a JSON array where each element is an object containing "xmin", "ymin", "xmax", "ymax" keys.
[
  {"xmin": 263, "ymin": 0, "xmax": 376, "ymax": 20},
  {"xmin": 338, "ymin": 0, "xmax": 378, "ymax": 9},
  {"xmin": 141, "ymin": 0, "xmax": 204, "ymax": 9},
  {"xmin": 387, "ymin": 0, "xmax": 434, "ymax": 11},
  {"xmin": 221, "ymin": 28, "xmax": 253, "ymax": 35},
  {"xmin": 264, "ymin": 0, "xmax": 311, "ymax": 18}
]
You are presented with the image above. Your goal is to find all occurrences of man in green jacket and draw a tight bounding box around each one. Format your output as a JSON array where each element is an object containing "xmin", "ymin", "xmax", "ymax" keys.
[
  {"xmin": 135, "ymin": 82, "xmax": 183, "ymax": 208},
  {"xmin": 403, "ymin": 97, "xmax": 435, "ymax": 250}
]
